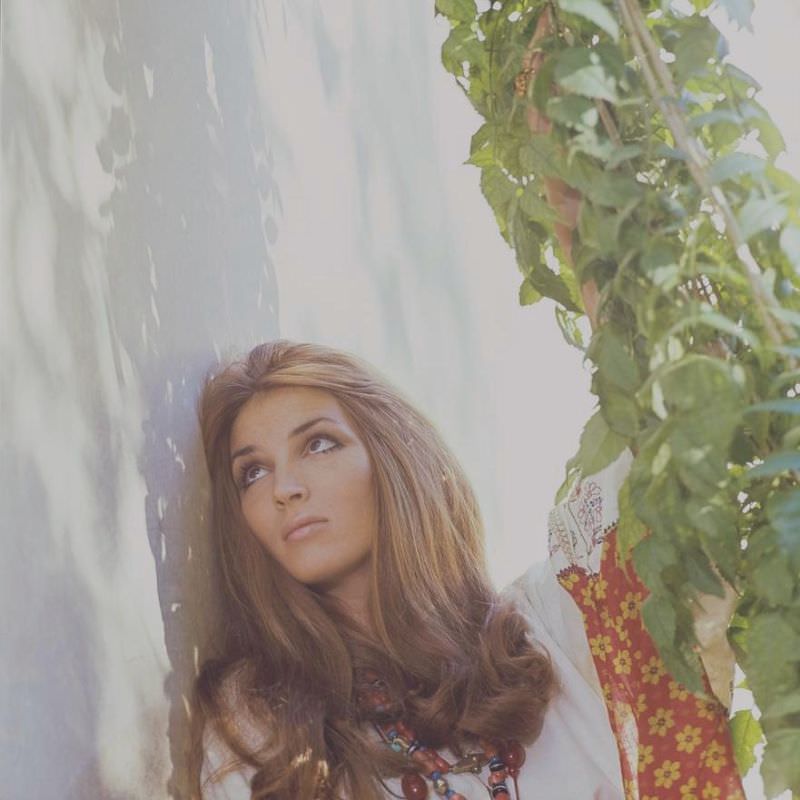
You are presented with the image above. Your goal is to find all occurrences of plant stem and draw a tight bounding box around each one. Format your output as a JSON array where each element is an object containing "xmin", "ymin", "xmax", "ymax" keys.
[{"xmin": 615, "ymin": 0, "xmax": 795, "ymax": 350}]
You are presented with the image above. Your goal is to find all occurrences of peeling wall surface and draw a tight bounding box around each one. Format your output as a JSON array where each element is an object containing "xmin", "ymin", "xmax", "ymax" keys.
[{"xmin": 1, "ymin": 2, "xmax": 795, "ymax": 799}]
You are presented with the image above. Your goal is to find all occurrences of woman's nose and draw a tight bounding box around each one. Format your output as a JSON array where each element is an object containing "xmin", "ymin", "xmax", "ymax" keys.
[{"xmin": 272, "ymin": 471, "xmax": 308, "ymax": 506}]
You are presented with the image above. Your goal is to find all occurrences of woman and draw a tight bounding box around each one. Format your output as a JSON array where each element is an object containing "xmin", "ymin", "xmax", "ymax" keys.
[{"xmin": 190, "ymin": 340, "xmax": 744, "ymax": 800}]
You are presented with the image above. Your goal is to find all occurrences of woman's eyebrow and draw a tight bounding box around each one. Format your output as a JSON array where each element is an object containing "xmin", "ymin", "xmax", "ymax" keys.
[{"xmin": 230, "ymin": 415, "xmax": 339, "ymax": 464}]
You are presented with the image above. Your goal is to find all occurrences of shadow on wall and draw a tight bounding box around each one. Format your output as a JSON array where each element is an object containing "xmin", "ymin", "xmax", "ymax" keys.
[{"xmin": 2, "ymin": 1, "xmax": 283, "ymax": 797}]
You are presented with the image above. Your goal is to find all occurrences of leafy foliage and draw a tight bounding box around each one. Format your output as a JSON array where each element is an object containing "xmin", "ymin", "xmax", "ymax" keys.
[{"xmin": 436, "ymin": 0, "xmax": 800, "ymax": 794}]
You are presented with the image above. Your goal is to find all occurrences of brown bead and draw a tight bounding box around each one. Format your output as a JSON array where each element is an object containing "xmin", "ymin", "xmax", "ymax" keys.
[
  {"xmin": 433, "ymin": 754, "xmax": 450, "ymax": 772},
  {"xmin": 401, "ymin": 772, "xmax": 428, "ymax": 800},
  {"xmin": 500, "ymin": 739, "xmax": 525, "ymax": 770}
]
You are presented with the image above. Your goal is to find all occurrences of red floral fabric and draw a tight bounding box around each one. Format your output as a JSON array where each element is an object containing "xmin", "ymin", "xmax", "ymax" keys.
[{"xmin": 556, "ymin": 525, "xmax": 745, "ymax": 800}]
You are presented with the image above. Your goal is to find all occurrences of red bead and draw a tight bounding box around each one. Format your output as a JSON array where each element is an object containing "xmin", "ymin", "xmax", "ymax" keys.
[
  {"xmin": 401, "ymin": 772, "xmax": 428, "ymax": 800},
  {"xmin": 396, "ymin": 720, "xmax": 415, "ymax": 738},
  {"xmin": 489, "ymin": 771, "xmax": 507, "ymax": 785},
  {"xmin": 433, "ymin": 754, "xmax": 451, "ymax": 772},
  {"xmin": 493, "ymin": 792, "xmax": 510, "ymax": 800},
  {"xmin": 500, "ymin": 739, "xmax": 525, "ymax": 770}
]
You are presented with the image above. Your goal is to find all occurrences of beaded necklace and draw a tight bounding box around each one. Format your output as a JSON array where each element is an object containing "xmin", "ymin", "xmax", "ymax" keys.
[{"xmin": 357, "ymin": 670, "xmax": 526, "ymax": 800}]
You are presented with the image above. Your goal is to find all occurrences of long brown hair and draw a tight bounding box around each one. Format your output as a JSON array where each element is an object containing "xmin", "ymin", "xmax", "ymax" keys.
[{"xmin": 189, "ymin": 340, "xmax": 556, "ymax": 799}]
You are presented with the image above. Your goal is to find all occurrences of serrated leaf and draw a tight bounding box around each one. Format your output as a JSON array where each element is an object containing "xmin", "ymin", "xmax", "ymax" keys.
[
  {"xmin": 617, "ymin": 475, "xmax": 647, "ymax": 562},
  {"xmin": 779, "ymin": 226, "xmax": 800, "ymax": 267},
  {"xmin": 738, "ymin": 194, "xmax": 788, "ymax": 241},
  {"xmin": 684, "ymin": 545, "xmax": 725, "ymax": 598},
  {"xmin": 518, "ymin": 277, "xmax": 542, "ymax": 306},
  {"xmin": 546, "ymin": 95, "xmax": 599, "ymax": 129},
  {"xmin": 747, "ymin": 451, "xmax": 800, "ymax": 479},
  {"xmin": 747, "ymin": 398, "xmax": 800, "ymax": 415},
  {"xmin": 575, "ymin": 409, "xmax": 628, "ymax": 475},
  {"xmin": 729, "ymin": 709, "xmax": 762, "ymax": 776},
  {"xmin": 435, "ymin": 0, "xmax": 477, "ymax": 22},
  {"xmin": 762, "ymin": 729, "xmax": 800, "ymax": 798},
  {"xmin": 641, "ymin": 593, "xmax": 676, "ymax": 646},
  {"xmin": 441, "ymin": 24, "xmax": 481, "ymax": 77},
  {"xmin": 558, "ymin": 0, "xmax": 619, "ymax": 41},
  {"xmin": 709, "ymin": 152, "xmax": 766, "ymax": 184},
  {"xmin": 751, "ymin": 550, "xmax": 794, "ymax": 606},
  {"xmin": 519, "ymin": 183, "xmax": 559, "ymax": 224},
  {"xmin": 767, "ymin": 489, "xmax": 800, "ymax": 565},
  {"xmin": 632, "ymin": 534, "xmax": 679, "ymax": 593},
  {"xmin": 673, "ymin": 17, "xmax": 721, "ymax": 82},
  {"xmin": 480, "ymin": 167, "xmax": 516, "ymax": 239},
  {"xmin": 719, "ymin": 0, "xmax": 755, "ymax": 31},
  {"xmin": 607, "ymin": 143, "xmax": 643, "ymax": 169},
  {"xmin": 554, "ymin": 48, "xmax": 619, "ymax": 103},
  {"xmin": 590, "ymin": 327, "xmax": 640, "ymax": 392}
]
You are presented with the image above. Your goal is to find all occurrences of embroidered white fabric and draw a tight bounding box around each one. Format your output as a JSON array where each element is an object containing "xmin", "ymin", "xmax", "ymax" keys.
[
  {"xmin": 200, "ymin": 556, "xmax": 626, "ymax": 799},
  {"xmin": 199, "ymin": 450, "xmax": 665, "ymax": 798}
]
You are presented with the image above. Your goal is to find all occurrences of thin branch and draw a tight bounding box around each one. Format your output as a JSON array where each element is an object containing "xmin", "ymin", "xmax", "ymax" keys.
[{"xmin": 616, "ymin": 0, "xmax": 795, "ymax": 350}]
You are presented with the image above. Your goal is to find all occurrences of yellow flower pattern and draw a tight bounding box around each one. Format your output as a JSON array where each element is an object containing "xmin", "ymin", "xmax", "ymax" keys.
[
  {"xmin": 555, "ymin": 521, "xmax": 745, "ymax": 800},
  {"xmin": 654, "ymin": 759, "xmax": 681, "ymax": 789}
]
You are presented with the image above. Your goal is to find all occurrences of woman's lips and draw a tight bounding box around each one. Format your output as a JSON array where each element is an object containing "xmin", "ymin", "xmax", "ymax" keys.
[{"xmin": 286, "ymin": 520, "xmax": 328, "ymax": 542}]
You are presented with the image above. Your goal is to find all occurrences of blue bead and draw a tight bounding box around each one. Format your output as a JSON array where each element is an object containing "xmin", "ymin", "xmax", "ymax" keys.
[{"xmin": 431, "ymin": 771, "xmax": 441, "ymax": 780}]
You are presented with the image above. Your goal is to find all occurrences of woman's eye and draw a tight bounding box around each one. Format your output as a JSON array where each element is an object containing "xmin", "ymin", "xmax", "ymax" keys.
[
  {"xmin": 240, "ymin": 464, "xmax": 268, "ymax": 489},
  {"xmin": 238, "ymin": 437, "xmax": 340, "ymax": 490},
  {"xmin": 307, "ymin": 435, "xmax": 340, "ymax": 455}
]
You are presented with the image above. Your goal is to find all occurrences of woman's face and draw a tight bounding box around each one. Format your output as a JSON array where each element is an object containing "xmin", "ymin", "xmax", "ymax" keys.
[{"xmin": 229, "ymin": 386, "xmax": 377, "ymax": 606}]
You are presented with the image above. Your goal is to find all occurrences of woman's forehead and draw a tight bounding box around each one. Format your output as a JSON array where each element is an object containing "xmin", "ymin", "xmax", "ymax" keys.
[{"xmin": 230, "ymin": 387, "xmax": 349, "ymax": 445}]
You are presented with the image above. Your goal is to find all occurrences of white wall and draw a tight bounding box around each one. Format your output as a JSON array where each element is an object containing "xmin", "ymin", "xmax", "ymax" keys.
[{"xmin": 1, "ymin": 2, "xmax": 794, "ymax": 798}]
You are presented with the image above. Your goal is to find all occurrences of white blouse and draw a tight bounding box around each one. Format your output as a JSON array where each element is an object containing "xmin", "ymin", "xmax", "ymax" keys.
[
  {"xmin": 200, "ymin": 554, "xmax": 627, "ymax": 799},
  {"xmin": 200, "ymin": 452, "xmax": 645, "ymax": 799}
]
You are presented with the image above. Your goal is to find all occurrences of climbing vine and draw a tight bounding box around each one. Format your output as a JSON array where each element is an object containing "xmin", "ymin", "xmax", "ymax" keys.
[{"xmin": 435, "ymin": 0, "xmax": 800, "ymax": 795}]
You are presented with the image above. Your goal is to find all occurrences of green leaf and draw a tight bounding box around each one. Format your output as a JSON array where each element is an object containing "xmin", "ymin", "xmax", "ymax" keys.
[
  {"xmin": 480, "ymin": 167, "xmax": 516, "ymax": 240},
  {"xmin": 519, "ymin": 183, "xmax": 559, "ymax": 224},
  {"xmin": 575, "ymin": 409, "xmax": 628, "ymax": 475},
  {"xmin": 557, "ymin": 0, "xmax": 619, "ymax": 41},
  {"xmin": 441, "ymin": 24, "xmax": 481, "ymax": 77},
  {"xmin": 747, "ymin": 399, "xmax": 800, "ymax": 415},
  {"xmin": 747, "ymin": 614, "xmax": 800, "ymax": 681},
  {"xmin": 684, "ymin": 545, "xmax": 725, "ymax": 598},
  {"xmin": 719, "ymin": 0, "xmax": 755, "ymax": 31},
  {"xmin": 767, "ymin": 489, "xmax": 800, "ymax": 565},
  {"xmin": 729, "ymin": 709, "xmax": 762, "ymax": 776},
  {"xmin": 607, "ymin": 143, "xmax": 643, "ymax": 169},
  {"xmin": 589, "ymin": 327, "xmax": 640, "ymax": 392},
  {"xmin": 737, "ymin": 194, "xmax": 789, "ymax": 241},
  {"xmin": 779, "ymin": 226, "xmax": 800, "ymax": 267},
  {"xmin": 747, "ymin": 451, "xmax": 800, "ymax": 479},
  {"xmin": 641, "ymin": 593, "xmax": 676, "ymax": 646},
  {"xmin": 672, "ymin": 17, "xmax": 721, "ymax": 82},
  {"xmin": 709, "ymin": 152, "xmax": 766, "ymax": 184},
  {"xmin": 762, "ymin": 728, "xmax": 800, "ymax": 798},
  {"xmin": 545, "ymin": 95, "xmax": 598, "ymax": 129},
  {"xmin": 751, "ymin": 549, "xmax": 795, "ymax": 607},
  {"xmin": 519, "ymin": 277, "xmax": 542, "ymax": 306},
  {"xmin": 665, "ymin": 308, "xmax": 759, "ymax": 349},
  {"xmin": 584, "ymin": 173, "xmax": 644, "ymax": 208},
  {"xmin": 617, "ymin": 475, "xmax": 647, "ymax": 562},
  {"xmin": 632, "ymin": 535, "xmax": 679, "ymax": 593},
  {"xmin": 435, "ymin": 0, "xmax": 477, "ymax": 22},
  {"xmin": 554, "ymin": 48, "xmax": 619, "ymax": 103}
]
